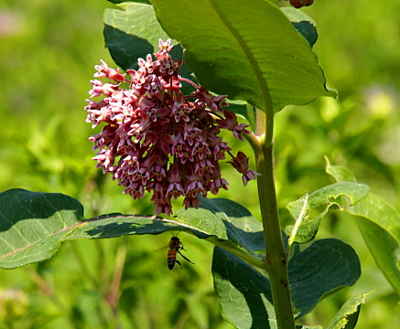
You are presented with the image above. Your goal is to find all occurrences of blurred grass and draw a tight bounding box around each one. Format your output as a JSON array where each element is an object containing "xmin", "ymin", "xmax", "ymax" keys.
[{"xmin": 0, "ymin": 0, "xmax": 399, "ymax": 328}]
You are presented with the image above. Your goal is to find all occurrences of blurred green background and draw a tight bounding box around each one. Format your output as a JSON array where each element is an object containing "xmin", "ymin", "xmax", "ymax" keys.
[{"xmin": 0, "ymin": 0, "xmax": 399, "ymax": 328}]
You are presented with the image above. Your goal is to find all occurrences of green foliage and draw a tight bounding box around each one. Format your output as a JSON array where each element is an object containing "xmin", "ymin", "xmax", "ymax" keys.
[
  {"xmin": 326, "ymin": 161, "xmax": 400, "ymax": 296},
  {"xmin": 286, "ymin": 182, "xmax": 370, "ymax": 244},
  {"xmin": 281, "ymin": 7, "xmax": 318, "ymax": 47},
  {"xmin": 212, "ymin": 247, "xmax": 276, "ymax": 329},
  {"xmin": 103, "ymin": 2, "xmax": 244, "ymax": 114},
  {"xmin": 289, "ymin": 239, "xmax": 361, "ymax": 319},
  {"xmin": 103, "ymin": 3, "xmax": 174, "ymax": 70},
  {"xmin": 213, "ymin": 238, "xmax": 361, "ymax": 329},
  {"xmin": 0, "ymin": 189, "xmax": 83, "ymax": 269},
  {"xmin": 0, "ymin": 188, "xmax": 362, "ymax": 327},
  {"xmin": 0, "ymin": 190, "xmax": 264, "ymax": 269},
  {"xmin": 1, "ymin": 0, "xmax": 400, "ymax": 328},
  {"xmin": 154, "ymin": 0, "xmax": 336, "ymax": 113},
  {"xmin": 104, "ymin": 0, "xmax": 335, "ymax": 117}
]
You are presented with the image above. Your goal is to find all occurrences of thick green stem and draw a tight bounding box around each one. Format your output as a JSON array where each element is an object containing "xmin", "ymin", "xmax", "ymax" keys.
[{"xmin": 251, "ymin": 108, "xmax": 295, "ymax": 329}]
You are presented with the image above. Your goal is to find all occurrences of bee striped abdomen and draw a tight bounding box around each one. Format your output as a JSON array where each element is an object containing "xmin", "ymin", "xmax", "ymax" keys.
[{"xmin": 167, "ymin": 249, "xmax": 178, "ymax": 270}]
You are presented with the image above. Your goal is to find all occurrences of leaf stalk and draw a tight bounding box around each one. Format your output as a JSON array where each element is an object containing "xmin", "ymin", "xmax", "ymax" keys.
[{"xmin": 209, "ymin": 238, "xmax": 266, "ymax": 269}]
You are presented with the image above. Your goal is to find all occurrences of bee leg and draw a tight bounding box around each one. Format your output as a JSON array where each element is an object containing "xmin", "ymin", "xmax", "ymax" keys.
[
  {"xmin": 176, "ymin": 260, "xmax": 182, "ymax": 268},
  {"xmin": 177, "ymin": 251, "xmax": 195, "ymax": 265}
]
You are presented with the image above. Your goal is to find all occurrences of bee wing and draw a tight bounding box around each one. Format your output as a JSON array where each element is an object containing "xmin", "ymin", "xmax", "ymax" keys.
[{"xmin": 153, "ymin": 246, "xmax": 169, "ymax": 253}]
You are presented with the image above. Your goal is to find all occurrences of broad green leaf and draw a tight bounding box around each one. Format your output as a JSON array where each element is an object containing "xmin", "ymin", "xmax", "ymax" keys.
[
  {"xmin": 0, "ymin": 190, "xmax": 264, "ymax": 269},
  {"xmin": 326, "ymin": 161, "xmax": 400, "ymax": 296},
  {"xmin": 0, "ymin": 189, "xmax": 84, "ymax": 269},
  {"xmin": 212, "ymin": 239, "xmax": 360, "ymax": 328},
  {"xmin": 103, "ymin": 2, "xmax": 196, "ymax": 96},
  {"xmin": 286, "ymin": 182, "xmax": 370, "ymax": 244},
  {"xmin": 293, "ymin": 182, "xmax": 370, "ymax": 209},
  {"xmin": 179, "ymin": 197, "xmax": 265, "ymax": 252},
  {"xmin": 326, "ymin": 290, "xmax": 372, "ymax": 329},
  {"xmin": 212, "ymin": 246, "xmax": 275, "ymax": 329},
  {"xmin": 67, "ymin": 196, "xmax": 265, "ymax": 268},
  {"xmin": 281, "ymin": 8, "xmax": 318, "ymax": 47},
  {"xmin": 103, "ymin": 3, "xmax": 173, "ymax": 70},
  {"xmin": 66, "ymin": 196, "xmax": 265, "ymax": 253},
  {"xmin": 356, "ymin": 217, "xmax": 400, "ymax": 294},
  {"xmin": 103, "ymin": 2, "xmax": 249, "ymax": 119},
  {"xmin": 289, "ymin": 239, "xmax": 361, "ymax": 319},
  {"xmin": 151, "ymin": 0, "xmax": 336, "ymax": 113}
]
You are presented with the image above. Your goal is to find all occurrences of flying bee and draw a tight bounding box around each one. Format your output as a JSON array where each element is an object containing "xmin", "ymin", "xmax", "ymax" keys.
[{"xmin": 167, "ymin": 234, "xmax": 195, "ymax": 270}]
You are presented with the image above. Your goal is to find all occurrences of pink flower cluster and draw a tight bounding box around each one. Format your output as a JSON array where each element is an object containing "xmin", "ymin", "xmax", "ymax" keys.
[
  {"xmin": 85, "ymin": 39, "xmax": 259, "ymax": 215},
  {"xmin": 280, "ymin": 0, "xmax": 314, "ymax": 8}
]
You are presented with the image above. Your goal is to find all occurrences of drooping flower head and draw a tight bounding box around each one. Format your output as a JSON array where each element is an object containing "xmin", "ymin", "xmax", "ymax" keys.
[
  {"xmin": 85, "ymin": 39, "xmax": 259, "ymax": 215},
  {"xmin": 280, "ymin": 0, "xmax": 314, "ymax": 8}
]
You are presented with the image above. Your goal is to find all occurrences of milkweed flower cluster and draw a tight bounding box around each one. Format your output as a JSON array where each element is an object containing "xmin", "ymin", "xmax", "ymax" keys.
[
  {"xmin": 85, "ymin": 39, "xmax": 259, "ymax": 215},
  {"xmin": 280, "ymin": 0, "xmax": 314, "ymax": 8}
]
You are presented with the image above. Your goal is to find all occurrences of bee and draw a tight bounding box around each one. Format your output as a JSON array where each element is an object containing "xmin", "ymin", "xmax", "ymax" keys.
[{"xmin": 167, "ymin": 234, "xmax": 195, "ymax": 270}]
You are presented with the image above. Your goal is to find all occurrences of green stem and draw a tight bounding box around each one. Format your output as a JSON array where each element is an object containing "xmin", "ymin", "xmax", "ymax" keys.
[{"xmin": 252, "ymin": 108, "xmax": 295, "ymax": 329}]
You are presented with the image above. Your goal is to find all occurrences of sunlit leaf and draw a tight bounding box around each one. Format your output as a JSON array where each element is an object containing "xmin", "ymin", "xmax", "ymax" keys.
[
  {"xmin": 103, "ymin": 2, "xmax": 196, "ymax": 95},
  {"xmin": 177, "ymin": 197, "xmax": 265, "ymax": 252},
  {"xmin": 0, "ymin": 190, "xmax": 264, "ymax": 269},
  {"xmin": 212, "ymin": 246, "xmax": 275, "ymax": 329},
  {"xmin": 103, "ymin": 2, "xmax": 172, "ymax": 70},
  {"xmin": 286, "ymin": 182, "xmax": 370, "ymax": 244},
  {"xmin": 69, "ymin": 196, "xmax": 266, "ymax": 268},
  {"xmin": 212, "ymin": 238, "xmax": 360, "ymax": 328},
  {"xmin": 0, "ymin": 189, "xmax": 84, "ymax": 269},
  {"xmin": 326, "ymin": 160, "xmax": 400, "ymax": 297},
  {"xmin": 151, "ymin": 0, "xmax": 336, "ymax": 113},
  {"xmin": 103, "ymin": 2, "xmax": 252, "ymax": 119}
]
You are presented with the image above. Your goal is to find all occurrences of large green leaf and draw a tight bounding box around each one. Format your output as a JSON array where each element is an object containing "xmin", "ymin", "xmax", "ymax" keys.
[
  {"xmin": 212, "ymin": 246, "xmax": 275, "ymax": 329},
  {"xmin": 0, "ymin": 189, "xmax": 264, "ymax": 269},
  {"xmin": 289, "ymin": 239, "xmax": 361, "ymax": 319},
  {"xmin": 0, "ymin": 189, "xmax": 84, "ymax": 269},
  {"xmin": 66, "ymin": 196, "xmax": 265, "ymax": 265},
  {"xmin": 212, "ymin": 239, "xmax": 360, "ymax": 328},
  {"xmin": 103, "ymin": 2, "xmax": 173, "ymax": 70},
  {"xmin": 326, "ymin": 161, "xmax": 400, "ymax": 296},
  {"xmin": 286, "ymin": 182, "xmax": 370, "ymax": 244},
  {"xmin": 103, "ymin": 2, "xmax": 251, "ymax": 118},
  {"xmin": 151, "ymin": 0, "xmax": 336, "ymax": 113}
]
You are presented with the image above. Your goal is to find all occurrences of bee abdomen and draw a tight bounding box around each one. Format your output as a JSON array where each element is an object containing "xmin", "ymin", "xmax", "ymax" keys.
[{"xmin": 167, "ymin": 250, "xmax": 177, "ymax": 270}]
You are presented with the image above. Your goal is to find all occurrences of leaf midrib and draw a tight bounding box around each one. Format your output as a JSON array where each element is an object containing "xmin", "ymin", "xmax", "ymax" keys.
[{"xmin": 208, "ymin": 0, "xmax": 272, "ymax": 113}]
